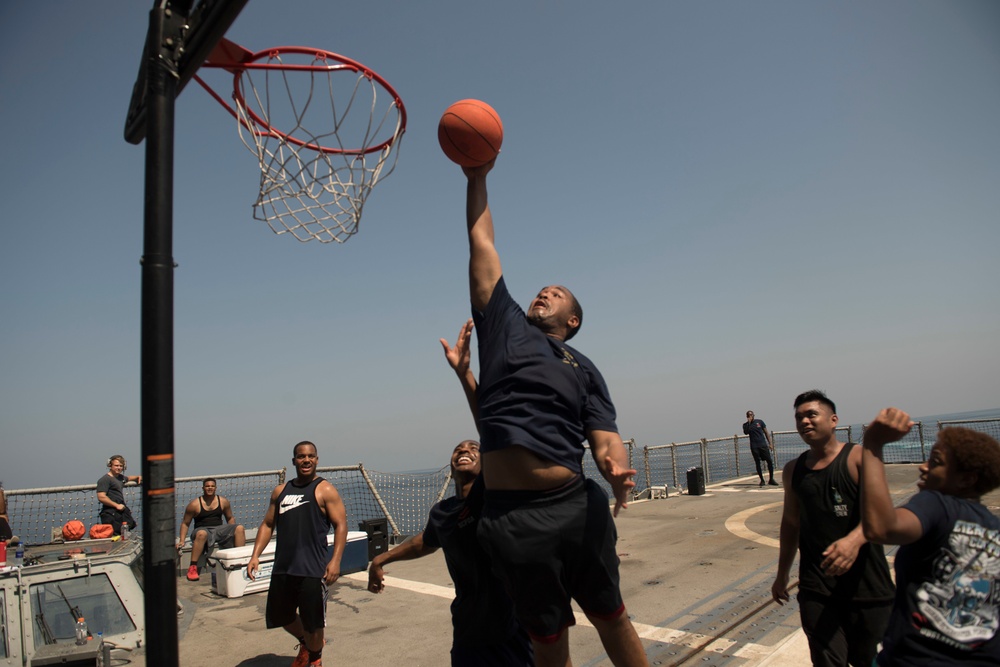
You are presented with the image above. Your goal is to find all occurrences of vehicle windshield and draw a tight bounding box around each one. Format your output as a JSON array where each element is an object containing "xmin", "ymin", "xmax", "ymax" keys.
[{"xmin": 31, "ymin": 574, "xmax": 136, "ymax": 647}]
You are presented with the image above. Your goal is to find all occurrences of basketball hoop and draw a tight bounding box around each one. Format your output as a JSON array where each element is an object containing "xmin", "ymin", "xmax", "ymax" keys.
[{"xmin": 194, "ymin": 39, "xmax": 406, "ymax": 243}]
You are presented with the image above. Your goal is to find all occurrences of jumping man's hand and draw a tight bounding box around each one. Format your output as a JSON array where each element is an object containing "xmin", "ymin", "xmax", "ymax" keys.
[{"xmin": 605, "ymin": 456, "xmax": 637, "ymax": 517}]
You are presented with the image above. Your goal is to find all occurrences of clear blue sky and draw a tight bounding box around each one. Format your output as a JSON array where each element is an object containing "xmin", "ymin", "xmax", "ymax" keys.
[{"xmin": 2, "ymin": 1, "xmax": 998, "ymax": 490}]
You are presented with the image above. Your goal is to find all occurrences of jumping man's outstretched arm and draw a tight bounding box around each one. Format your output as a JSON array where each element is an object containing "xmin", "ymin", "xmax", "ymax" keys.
[
  {"xmin": 589, "ymin": 430, "xmax": 637, "ymax": 517},
  {"xmin": 464, "ymin": 160, "xmax": 502, "ymax": 311}
]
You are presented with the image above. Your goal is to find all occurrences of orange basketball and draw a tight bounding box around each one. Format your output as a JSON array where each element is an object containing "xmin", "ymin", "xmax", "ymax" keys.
[
  {"xmin": 62, "ymin": 520, "xmax": 86, "ymax": 541},
  {"xmin": 438, "ymin": 99, "xmax": 503, "ymax": 167}
]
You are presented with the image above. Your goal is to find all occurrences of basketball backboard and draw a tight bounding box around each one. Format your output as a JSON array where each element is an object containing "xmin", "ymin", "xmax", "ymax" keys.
[{"xmin": 124, "ymin": 0, "xmax": 249, "ymax": 145}]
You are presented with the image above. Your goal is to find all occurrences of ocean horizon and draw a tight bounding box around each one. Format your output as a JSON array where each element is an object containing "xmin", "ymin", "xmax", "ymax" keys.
[{"xmin": 843, "ymin": 406, "xmax": 1000, "ymax": 440}]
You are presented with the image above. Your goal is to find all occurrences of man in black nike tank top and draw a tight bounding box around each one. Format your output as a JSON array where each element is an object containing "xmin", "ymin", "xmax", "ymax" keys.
[
  {"xmin": 247, "ymin": 442, "xmax": 348, "ymax": 667},
  {"xmin": 771, "ymin": 390, "xmax": 894, "ymax": 666}
]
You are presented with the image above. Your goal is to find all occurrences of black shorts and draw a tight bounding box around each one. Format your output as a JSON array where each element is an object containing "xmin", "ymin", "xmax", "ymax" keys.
[
  {"xmin": 798, "ymin": 590, "xmax": 891, "ymax": 667},
  {"xmin": 265, "ymin": 573, "xmax": 329, "ymax": 633},
  {"xmin": 99, "ymin": 507, "xmax": 137, "ymax": 535},
  {"xmin": 750, "ymin": 447, "xmax": 773, "ymax": 465},
  {"xmin": 451, "ymin": 627, "xmax": 533, "ymax": 667},
  {"xmin": 477, "ymin": 477, "xmax": 625, "ymax": 642}
]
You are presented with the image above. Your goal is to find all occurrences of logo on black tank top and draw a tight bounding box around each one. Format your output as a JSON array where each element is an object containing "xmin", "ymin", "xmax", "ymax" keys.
[
  {"xmin": 279, "ymin": 495, "xmax": 308, "ymax": 514},
  {"xmin": 831, "ymin": 487, "xmax": 848, "ymax": 518}
]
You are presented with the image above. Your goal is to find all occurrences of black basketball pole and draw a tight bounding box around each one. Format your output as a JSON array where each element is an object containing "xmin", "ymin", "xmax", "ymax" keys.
[
  {"xmin": 140, "ymin": 5, "xmax": 182, "ymax": 666},
  {"xmin": 125, "ymin": 2, "xmax": 247, "ymax": 663}
]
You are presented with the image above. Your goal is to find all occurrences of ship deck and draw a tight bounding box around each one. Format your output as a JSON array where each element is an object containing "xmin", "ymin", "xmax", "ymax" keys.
[{"xmin": 121, "ymin": 464, "xmax": 997, "ymax": 667}]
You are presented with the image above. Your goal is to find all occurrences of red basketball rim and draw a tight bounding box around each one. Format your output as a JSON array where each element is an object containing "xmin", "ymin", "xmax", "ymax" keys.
[{"xmin": 199, "ymin": 45, "xmax": 407, "ymax": 155}]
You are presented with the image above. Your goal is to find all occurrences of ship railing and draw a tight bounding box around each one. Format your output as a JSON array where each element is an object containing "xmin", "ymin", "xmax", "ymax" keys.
[
  {"xmin": 638, "ymin": 418, "xmax": 1000, "ymax": 496},
  {"xmin": 5, "ymin": 418, "xmax": 998, "ymax": 544}
]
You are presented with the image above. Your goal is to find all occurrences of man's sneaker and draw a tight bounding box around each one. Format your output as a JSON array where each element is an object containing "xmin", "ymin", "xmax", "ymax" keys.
[
  {"xmin": 768, "ymin": 479, "xmax": 779, "ymax": 486},
  {"xmin": 290, "ymin": 644, "xmax": 310, "ymax": 667},
  {"xmin": 186, "ymin": 565, "xmax": 199, "ymax": 581},
  {"xmin": 759, "ymin": 480, "xmax": 766, "ymax": 487}
]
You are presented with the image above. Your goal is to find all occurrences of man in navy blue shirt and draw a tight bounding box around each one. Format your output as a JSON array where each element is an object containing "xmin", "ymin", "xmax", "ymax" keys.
[
  {"xmin": 744, "ymin": 411, "xmax": 778, "ymax": 487},
  {"xmin": 460, "ymin": 159, "xmax": 647, "ymax": 667},
  {"xmin": 368, "ymin": 439, "xmax": 532, "ymax": 666}
]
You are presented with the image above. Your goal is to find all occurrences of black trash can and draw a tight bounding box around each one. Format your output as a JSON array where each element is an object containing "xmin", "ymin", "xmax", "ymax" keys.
[
  {"xmin": 686, "ymin": 467, "xmax": 705, "ymax": 496},
  {"xmin": 358, "ymin": 518, "xmax": 389, "ymax": 560}
]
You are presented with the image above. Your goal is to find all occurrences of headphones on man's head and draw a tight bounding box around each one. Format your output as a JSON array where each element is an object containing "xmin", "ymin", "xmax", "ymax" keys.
[{"xmin": 107, "ymin": 455, "xmax": 127, "ymax": 471}]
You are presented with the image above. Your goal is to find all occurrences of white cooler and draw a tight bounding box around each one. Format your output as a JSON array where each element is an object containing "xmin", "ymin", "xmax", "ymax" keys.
[{"xmin": 209, "ymin": 530, "xmax": 368, "ymax": 598}]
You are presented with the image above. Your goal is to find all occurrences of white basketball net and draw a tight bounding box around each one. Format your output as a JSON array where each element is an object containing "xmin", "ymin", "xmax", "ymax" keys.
[{"xmin": 231, "ymin": 52, "xmax": 405, "ymax": 243}]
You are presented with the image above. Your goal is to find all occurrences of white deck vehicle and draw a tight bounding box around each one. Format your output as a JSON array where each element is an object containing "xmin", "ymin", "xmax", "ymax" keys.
[{"xmin": 0, "ymin": 538, "xmax": 144, "ymax": 667}]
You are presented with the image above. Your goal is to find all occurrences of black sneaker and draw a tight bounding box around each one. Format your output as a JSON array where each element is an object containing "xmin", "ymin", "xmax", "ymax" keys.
[
  {"xmin": 759, "ymin": 480, "xmax": 766, "ymax": 487},
  {"xmin": 768, "ymin": 479, "xmax": 779, "ymax": 486}
]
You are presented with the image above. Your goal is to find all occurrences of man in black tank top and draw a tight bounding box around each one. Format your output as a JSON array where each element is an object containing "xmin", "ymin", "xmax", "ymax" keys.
[
  {"xmin": 176, "ymin": 478, "xmax": 246, "ymax": 581},
  {"xmin": 247, "ymin": 442, "xmax": 348, "ymax": 667},
  {"xmin": 771, "ymin": 390, "xmax": 894, "ymax": 666}
]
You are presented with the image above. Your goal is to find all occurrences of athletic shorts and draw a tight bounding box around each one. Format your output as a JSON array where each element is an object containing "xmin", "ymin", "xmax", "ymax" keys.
[
  {"xmin": 193, "ymin": 523, "xmax": 239, "ymax": 549},
  {"xmin": 750, "ymin": 447, "xmax": 774, "ymax": 465},
  {"xmin": 477, "ymin": 477, "xmax": 625, "ymax": 642},
  {"xmin": 797, "ymin": 590, "xmax": 891, "ymax": 667},
  {"xmin": 266, "ymin": 574, "xmax": 329, "ymax": 633},
  {"xmin": 451, "ymin": 627, "xmax": 533, "ymax": 667}
]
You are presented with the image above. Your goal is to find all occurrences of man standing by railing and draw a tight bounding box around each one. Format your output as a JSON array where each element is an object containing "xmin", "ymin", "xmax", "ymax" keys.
[
  {"xmin": 744, "ymin": 411, "xmax": 778, "ymax": 487},
  {"xmin": 96, "ymin": 455, "xmax": 141, "ymax": 536}
]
